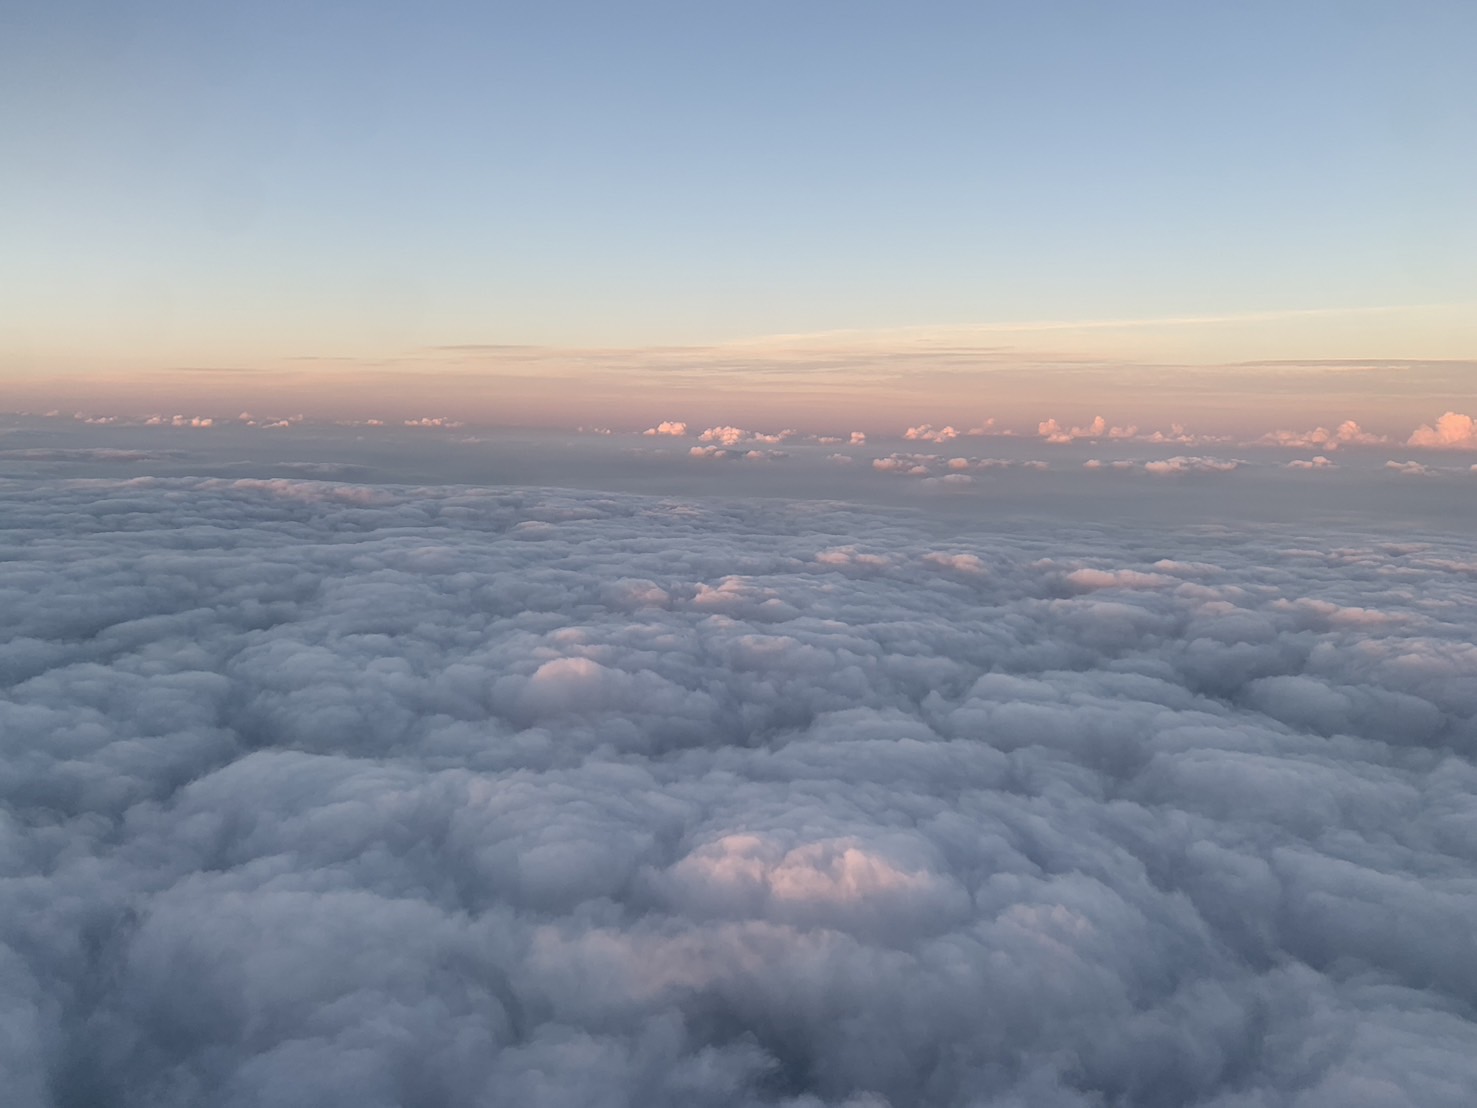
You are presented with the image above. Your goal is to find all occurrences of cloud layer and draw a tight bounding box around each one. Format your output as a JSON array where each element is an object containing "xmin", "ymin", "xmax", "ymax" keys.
[{"xmin": 3, "ymin": 477, "xmax": 1477, "ymax": 1106}]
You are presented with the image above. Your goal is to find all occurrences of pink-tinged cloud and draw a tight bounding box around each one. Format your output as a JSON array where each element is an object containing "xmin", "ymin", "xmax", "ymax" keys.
[
  {"xmin": 903, "ymin": 424, "xmax": 958, "ymax": 443},
  {"xmin": 849, "ymin": 431, "xmax": 867, "ymax": 445},
  {"xmin": 1286, "ymin": 456, "xmax": 1337, "ymax": 469},
  {"xmin": 1407, "ymin": 411, "xmax": 1477, "ymax": 449},
  {"xmin": 1136, "ymin": 424, "xmax": 1211, "ymax": 446},
  {"xmin": 1260, "ymin": 420, "xmax": 1385, "ymax": 450},
  {"xmin": 1037, "ymin": 415, "xmax": 1135, "ymax": 443},
  {"xmin": 145, "ymin": 414, "xmax": 215, "ymax": 428},
  {"xmin": 643, "ymin": 420, "xmax": 689, "ymax": 436},
  {"xmin": 700, "ymin": 426, "xmax": 749, "ymax": 446}
]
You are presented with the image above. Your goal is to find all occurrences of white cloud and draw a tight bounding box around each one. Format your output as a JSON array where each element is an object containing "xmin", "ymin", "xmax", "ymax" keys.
[
  {"xmin": 144, "ymin": 414, "xmax": 216, "ymax": 428},
  {"xmin": 1142, "ymin": 456, "xmax": 1241, "ymax": 474},
  {"xmin": 643, "ymin": 420, "xmax": 689, "ymax": 436},
  {"xmin": 1386, "ymin": 459, "xmax": 1435, "ymax": 476},
  {"xmin": 1287, "ymin": 455, "xmax": 1337, "ymax": 469}
]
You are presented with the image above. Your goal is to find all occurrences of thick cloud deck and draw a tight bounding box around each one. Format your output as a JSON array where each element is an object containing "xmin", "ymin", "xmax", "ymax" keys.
[{"xmin": 3, "ymin": 477, "xmax": 1476, "ymax": 1107}]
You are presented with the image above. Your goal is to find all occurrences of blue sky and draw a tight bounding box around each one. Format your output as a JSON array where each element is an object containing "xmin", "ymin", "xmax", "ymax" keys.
[{"xmin": 3, "ymin": 0, "xmax": 1475, "ymax": 428}]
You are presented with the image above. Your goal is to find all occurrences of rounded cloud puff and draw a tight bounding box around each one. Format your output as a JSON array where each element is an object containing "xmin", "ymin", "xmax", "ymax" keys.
[{"xmin": 3, "ymin": 477, "xmax": 1477, "ymax": 1106}]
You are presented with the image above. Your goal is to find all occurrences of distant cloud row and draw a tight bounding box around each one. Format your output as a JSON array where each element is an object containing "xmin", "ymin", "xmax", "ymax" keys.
[{"xmin": 20, "ymin": 408, "xmax": 1477, "ymax": 450}]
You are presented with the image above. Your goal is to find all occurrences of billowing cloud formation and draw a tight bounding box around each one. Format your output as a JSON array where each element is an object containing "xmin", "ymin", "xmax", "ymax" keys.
[
  {"xmin": 1260, "ymin": 420, "xmax": 1385, "ymax": 450},
  {"xmin": 1407, "ymin": 411, "xmax": 1477, "ymax": 449},
  {"xmin": 902, "ymin": 424, "xmax": 957, "ymax": 443},
  {"xmin": 4, "ymin": 478, "xmax": 1477, "ymax": 1106},
  {"xmin": 1037, "ymin": 416, "xmax": 1138, "ymax": 444},
  {"xmin": 700, "ymin": 425, "xmax": 750, "ymax": 446},
  {"xmin": 644, "ymin": 420, "xmax": 689, "ymax": 436}
]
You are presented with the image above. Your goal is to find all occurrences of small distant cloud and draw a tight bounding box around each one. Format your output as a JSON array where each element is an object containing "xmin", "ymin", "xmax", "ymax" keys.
[
  {"xmin": 1407, "ymin": 411, "xmax": 1476, "ymax": 449},
  {"xmin": 694, "ymin": 426, "xmax": 790, "ymax": 447},
  {"xmin": 699, "ymin": 426, "xmax": 749, "ymax": 447},
  {"xmin": 873, "ymin": 454, "xmax": 934, "ymax": 475},
  {"xmin": 1260, "ymin": 420, "xmax": 1385, "ymax": 450},
  {"xmin": 826, "ymin": 453, "xmax": 854, "ymax": 464},
  {"xmin": 1142, "ymin": 456, "xmax": 1241, "ymax": 475},
  {"xmin": 903, "ymin": 424, "xmax": 957, "ymax": 443},
  {"xmin": 1136, "ymin": 424, "xmax": 1210, "ymax": 446},
  {"xmin": 1037, "ymin": 416, "xmax": 1135, "ymax": 443},
  {"xmin": 403, "ymin": 417, "xmax": 464, "ymax": 429},
  {"xmin": 146, "ymin": 414, "xmax": 215, "ymax": 428},
  {"xmin": 849, "ymin": 431, "xmax": 867, "ymax": 446},
  {"xmin": 1386, "ymin": 459, "xmax": 1435, "ymax": 476},
  {"xmin": 1286, "ymin": 456, "xmax": 1337, "ymax": 469},
  {"xmin": 922, "ymin": 472, "xmax": 974, "ymax": 487},
  {"xmin": 643, "ymin": 420, "xmax": 688, "ymax": 437}
]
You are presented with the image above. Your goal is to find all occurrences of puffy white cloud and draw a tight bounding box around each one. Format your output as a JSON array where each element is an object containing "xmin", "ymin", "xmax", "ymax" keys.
[
  {"xmin": 1407, "ymin": 411, "xmax": 1477, "ymax": 449},
  {"xmin": 643, "ymin": 420, "xmax": 689, "ymax": 436},
  {"xmin": 849, "ymin": 431, "xmax": 867, "ymax": 446},
  {"xmin": 1287, "ymin": 455, "xmax": 1337, "ymax": 469},
  {"xmin": 3, "ymin": 476, "xmax": 1477, "ymax": 1106}
]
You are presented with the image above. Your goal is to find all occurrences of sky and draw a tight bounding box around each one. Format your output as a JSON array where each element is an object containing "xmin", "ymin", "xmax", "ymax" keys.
[
  {"xmin": 3, "ymin": 0, "xmax": 1476, "ymax": 431},
  {"xmin": 6, "ymin": 9, "xmax": 1477, "ymax": 1100}
]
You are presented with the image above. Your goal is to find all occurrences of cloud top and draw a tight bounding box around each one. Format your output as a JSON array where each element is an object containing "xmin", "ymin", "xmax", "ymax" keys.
[{"xmin": 3, "ymin": 477, "xmax": 1477, "ymax": 1106}]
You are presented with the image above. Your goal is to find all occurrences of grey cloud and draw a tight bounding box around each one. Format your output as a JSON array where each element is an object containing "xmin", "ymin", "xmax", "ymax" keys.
[{"xmin": 2, "ymin": 477, "xmax": 1477, "ymax": 1106}]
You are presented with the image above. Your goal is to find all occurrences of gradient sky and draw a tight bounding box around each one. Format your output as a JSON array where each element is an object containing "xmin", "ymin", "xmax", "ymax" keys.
[{"xmin": 3, "ymin": 0, "xmax": 1475, "ymax": 431}]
